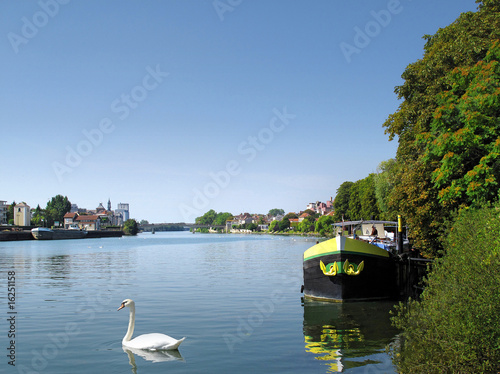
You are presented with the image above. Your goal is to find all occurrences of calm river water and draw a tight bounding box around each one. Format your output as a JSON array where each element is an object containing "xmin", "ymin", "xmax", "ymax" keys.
[{"xmin": 1, "ymin": 232, "xmax": 399, "ymax": 373}]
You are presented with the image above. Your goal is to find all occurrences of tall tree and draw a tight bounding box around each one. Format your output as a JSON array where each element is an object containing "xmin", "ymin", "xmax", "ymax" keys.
[
  {"xmin": 421, "ymin": 41, "xmax": 500, "ymax": 209},
  {"xmin": 374, "ymin": 159, "xmax": 398, "ymax": 220},
  {"xmin": 7, "ymin": 201, "xmax": 16, "ymax": 224},
  {"xmin": 195, "ymin": 209, "xmax": 217, "ymax": 225},
  {"xmin": 45, "ymin": 195, "xmax": 71, "ymax": 227},
  {"xmin": 31, "ymin": 205, "xmax": 46, "ymax": 227},
  {"xmin": 348, "ymin": 175, "xmax": 380, "ymax": 221},
  {"xmin": 359, "ymin": 174, "xmax": 380, "ymax": 220},
  {"xmin": 348, "ymin": 181, "xmax": 362, "ymax": 220},
  {"xmin": 333, "ymin": 181, "xmax": 353, "ymax": 221},
  {"xmin": 383, "ymin": 1, "xmax": 500, "ymax": 256}
]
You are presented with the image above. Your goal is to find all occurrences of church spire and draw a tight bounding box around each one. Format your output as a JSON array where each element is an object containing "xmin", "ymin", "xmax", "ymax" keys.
[{"xmin": 107, "ymin": 198, "xmax": 111, "ymax": 212}]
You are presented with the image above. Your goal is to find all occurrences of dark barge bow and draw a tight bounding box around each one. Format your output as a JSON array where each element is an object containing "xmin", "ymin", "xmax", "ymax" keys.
[{"xmin": 303, "ymin": 233, "xmax": 398, "ymax": 302}]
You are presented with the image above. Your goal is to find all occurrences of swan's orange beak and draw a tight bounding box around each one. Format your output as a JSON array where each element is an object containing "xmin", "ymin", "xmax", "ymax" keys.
[{"xmin": 117, "ymin": 303, "xmax": 125, "ymax": 311}]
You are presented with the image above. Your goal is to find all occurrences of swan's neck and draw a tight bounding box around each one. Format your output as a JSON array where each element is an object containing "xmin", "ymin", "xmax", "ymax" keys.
[{"xmin": 123, "ymin": 304, "xmax": 135, "ymax": 342}]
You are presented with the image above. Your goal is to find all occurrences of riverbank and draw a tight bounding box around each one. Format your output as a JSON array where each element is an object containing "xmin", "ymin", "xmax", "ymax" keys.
[
  {"xmin": 0, "ymin": 230, "xmax": 32, "ymax": 241},
  {"xmin": 193, "ymin": 229, "xmax": 329, "ymax": 239},
  {"xmin": 0, "ymin": 229, "xmax": 123, "ymax": 241}
]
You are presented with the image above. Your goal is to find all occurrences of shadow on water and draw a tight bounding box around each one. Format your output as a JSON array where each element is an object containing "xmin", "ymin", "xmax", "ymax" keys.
[{"xmin": 302, "ymin": 299, "xmax": 399, "ymax": 373}]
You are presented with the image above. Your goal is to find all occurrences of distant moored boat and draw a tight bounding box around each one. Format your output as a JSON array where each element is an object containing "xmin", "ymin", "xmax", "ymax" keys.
[{"xmin": 31, "ymin": 227, "xmax": 87, "ymax": 240}]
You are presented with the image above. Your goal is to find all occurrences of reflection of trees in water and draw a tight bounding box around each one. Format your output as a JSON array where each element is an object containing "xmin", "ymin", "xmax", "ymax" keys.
[{"xmin": 303, "ymin": 301, "xmax": 399, "ymax": 372}]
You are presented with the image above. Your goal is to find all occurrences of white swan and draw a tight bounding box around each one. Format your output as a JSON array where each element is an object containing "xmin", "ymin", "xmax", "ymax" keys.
[{"xmin": 117, "ymin": 299, "xmax": 185, "ymax": 350}]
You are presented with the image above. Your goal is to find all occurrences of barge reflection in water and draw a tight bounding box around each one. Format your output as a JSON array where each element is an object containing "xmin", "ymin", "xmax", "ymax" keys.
[{"xmin": 303, "ymin": 300, "xmax": 399, "ymax": 373}]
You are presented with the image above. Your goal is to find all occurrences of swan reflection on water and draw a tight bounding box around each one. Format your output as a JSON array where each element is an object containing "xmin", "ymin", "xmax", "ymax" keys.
[{"xmin": 123, "ymin": 345, "xmax": 184, "ymax": 373}]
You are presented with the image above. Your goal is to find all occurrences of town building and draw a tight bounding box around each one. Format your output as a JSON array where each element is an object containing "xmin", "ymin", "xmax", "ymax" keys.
[
  {"xmin": 272, "ymin": 214, "xmax": 284, "ymax": 221},
  {"xmin": 0, "ymin": 201, "xmax": 7, "ymax": 224},
  {"xmin": 306, "ymin": 198, "xmax": 334, "ymax": 216},
  {"xmin": 299, "ymin": 212, "xmax": 310, "ymax": 222},
  {"xmin": 14, "ymin": 202, "xmax": 30, "ymax": 226},
  {"xmin": 96, "ymin": 202, "xmax": 106, "ymax": 214},
  {"xmin": 63, "ymin": 212, "xmax": 79, "ymax": 229},
  {"xmin": 116, "ymin": 203, "xmax": 130, "ymax": 222},
  {"xmin": 75, "ymin": 215, "xmax": 101, "ymax": 230},
  {"xmin": 231, "ymin": 213, "xmax": 253, "ymax": 226}
]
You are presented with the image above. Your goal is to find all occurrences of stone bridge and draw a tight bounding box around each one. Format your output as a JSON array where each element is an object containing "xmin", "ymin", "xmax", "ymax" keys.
[{"xmin": 139, "ymin": 223, "xmax": 226, "ymax": 231}]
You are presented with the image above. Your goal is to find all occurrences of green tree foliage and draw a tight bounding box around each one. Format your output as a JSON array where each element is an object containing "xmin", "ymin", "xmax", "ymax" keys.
[
  {"xmin": 359, "ymin": 174, "xmax": 380, "ymax": 220},
  {"xmin": 348, "ymin": 182, "xmax": 362, "ymax": 220},
  {"xmin": 269, "ymin": 220, "xmax": 280, "ymax": 232},
  {"xmin": 195, "ymin": 210, "xmax": 233, "ymax": 226},
  {"xmin": 421, "ymin": 40, "xmax": 500, "ymax": 209},
  {"xmin": 335, "ymin": 176, "xmax": 380, "ymax": 221},
  {"xmin": 7, "ymin": 201, "xmax": 15, "ymax": 223},
  {"xmin": 383, "ymin": 2, "xmax": 500, "ymax": 256},
  {"xmin": 265, "ymin": 217, "xmax": 291, "ymax": 232},
  {"xmin": 297, "ymin": 216, "xmax": 315, "ymax": 233},
  {"xmin": 315, "ymin": 215, "xmax": 335, "ymax": 236},
  {"xmin": 374, "ymin": 159, "xmax": 398, "ymax": 220},
  {"xmin": 45, "ymin": 195, "xmax": 71, "ymax": 227},
  {"xmin": 123, "ymin": 219, "xmax": 139, "ymax": 236},
  {"xmin": 478, "ymin": 0, "xmax": 500, "ymax": 12},
  {"xmin": 213, "ymin": 212, "xmax": 233, "ymax": 225},
  {"xmin": 391, "ymin": 205, "xmax": 500, "ymax": 373},
  {"xmin": 268, "ymin": 208, "xmax": 285, "ymax": 217},
  {"xmin": 333, "ymin": 181, "xmax": 353, "ymax": 221},
  {"xmin": 31, "ymin": 205, "xmax": 46, "ymax": 227},
  {"xmin": 246, "ymin": 223, "xmax": 258, "ymax": 231},
  {"xmin": 196, "ymin": 209, "xmax": 217, "ymax": 225},
  {"xmin": 278, "ymin": 217, "xmax": 290, "ymax": 231}
]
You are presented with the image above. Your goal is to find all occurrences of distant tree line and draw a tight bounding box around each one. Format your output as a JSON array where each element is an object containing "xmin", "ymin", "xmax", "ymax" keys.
[{"xmin": 328, "ymin": 159, "xmax": 397, "ymax": 222}]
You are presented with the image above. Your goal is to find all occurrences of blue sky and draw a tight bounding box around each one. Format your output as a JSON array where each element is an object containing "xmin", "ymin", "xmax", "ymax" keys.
[{"xmin": 0, "ymin": 0, "xmax": 479, "ymax": 223}]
